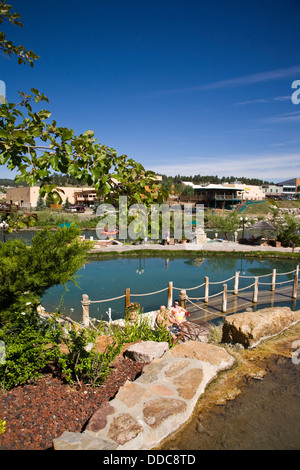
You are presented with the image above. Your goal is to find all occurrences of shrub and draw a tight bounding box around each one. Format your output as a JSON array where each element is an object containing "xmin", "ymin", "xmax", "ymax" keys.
[
  {"xmin": 57, "ymin": 327, "xmax": 120, "ymax": 387},
  {"xmin": 0, "ymin": 304, "xmax": 61, "ymax": 390}
]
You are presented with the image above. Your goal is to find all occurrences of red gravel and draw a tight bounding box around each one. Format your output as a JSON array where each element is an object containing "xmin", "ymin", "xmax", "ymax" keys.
[{"xmin": 0, "ymin": 357, "xmax": 146, "ymax": 450}]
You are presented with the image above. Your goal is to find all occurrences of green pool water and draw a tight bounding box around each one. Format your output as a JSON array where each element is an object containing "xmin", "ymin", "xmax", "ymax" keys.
[{"xmin": 40, "ymin": 255, "xmax": 300, "ymax": 322}]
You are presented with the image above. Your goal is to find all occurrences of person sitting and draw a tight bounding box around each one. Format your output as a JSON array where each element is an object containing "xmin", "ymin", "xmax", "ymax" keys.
[
  {"xmin": 170, "ymin": 300, "xmax": 209, "ymax": 343},
  {"xmin": 155, "ymin": 305, "xmax": 185, "ymax": 343},
  {"xmin": 171, "ymin": 299, "xmax": 189, "ymax": 324}
]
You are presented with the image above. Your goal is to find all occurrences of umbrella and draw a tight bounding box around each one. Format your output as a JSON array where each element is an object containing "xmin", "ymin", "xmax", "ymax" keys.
[
  {"xmin": 251, "ymin": 220, "xmax": 276, "ymax": 231},
  {"xmin": 59, "ymin": 223, "xmax": 71, "ymax": 228},
  {"xmin": 59, "ymin": 223, "xmax": 79, "ymax": 228}
]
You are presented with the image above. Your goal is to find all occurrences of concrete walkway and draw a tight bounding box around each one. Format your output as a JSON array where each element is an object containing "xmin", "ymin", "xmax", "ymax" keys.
[
  {"xmin": 89, "ymin": 240, "xmax": 299, "ymax": 254},
  {"xmin": 53, "ymin": 341, "xmax": 235, "ymax": 450}
]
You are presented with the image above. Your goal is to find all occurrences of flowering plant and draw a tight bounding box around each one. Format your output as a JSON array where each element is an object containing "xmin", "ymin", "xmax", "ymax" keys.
[{"xmin": 126, "ymin": 302, "xmax": 140, "ymax": 313}]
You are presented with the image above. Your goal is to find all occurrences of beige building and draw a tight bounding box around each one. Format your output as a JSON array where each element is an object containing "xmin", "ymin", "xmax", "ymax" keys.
[
  {"xmin": 6, "ymin": 186, "xmax": 96, "ymax": 209},
  {"xmin": 239, "ymin": 184, "xmax": 265, "ymax": 201}
]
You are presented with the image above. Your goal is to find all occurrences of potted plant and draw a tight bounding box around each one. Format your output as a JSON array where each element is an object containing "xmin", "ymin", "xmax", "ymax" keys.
[{"xmin": 125, "ymin": 302, "xmax": 141, "ymax": 323}]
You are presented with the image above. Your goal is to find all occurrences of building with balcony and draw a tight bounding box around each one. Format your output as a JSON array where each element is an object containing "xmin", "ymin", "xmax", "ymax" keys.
[{"xmin": 181, "ymin": 182, "xmax": 265, "ymax": 210}]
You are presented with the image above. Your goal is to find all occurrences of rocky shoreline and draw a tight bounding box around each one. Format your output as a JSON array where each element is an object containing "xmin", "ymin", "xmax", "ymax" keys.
[{"xmin": 53, "ymin": 307, "xmax": 300, "ymax": 450}]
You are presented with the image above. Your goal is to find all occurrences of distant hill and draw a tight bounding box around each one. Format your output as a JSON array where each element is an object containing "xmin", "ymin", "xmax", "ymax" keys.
[
  {"xmin": 0, "ymin": 178, "xmax": 23, "ymax": 187},
  {"xmin": 161, "ymin": 174, "xmax": 274, "ymax": 186}
]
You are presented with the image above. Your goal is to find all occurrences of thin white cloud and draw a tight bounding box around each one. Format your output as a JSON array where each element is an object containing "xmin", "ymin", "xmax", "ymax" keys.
[
  {"xmin": 150, "ymin": 152, "xmax": 300, "ymax": 181},
  {"xmin": 263, "ymin": 111, "xmax": 300, "ymax": 123},
  {"xmin": 148, "ymin": 65, "xmax": 300, "ymax": 97},
  {"xmin": 234, "ymin": 95, "xmax": 290, "ymax": 106}
]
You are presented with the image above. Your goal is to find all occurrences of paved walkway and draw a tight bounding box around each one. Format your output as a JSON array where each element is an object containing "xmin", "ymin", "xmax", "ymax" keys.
[
  {"xmin": 89, "ymin": 240, "xmax": 299, "ymax": 254},
  {"xmin": 53, "ymin": 341, "xmax": 235, "ymax": 450}
]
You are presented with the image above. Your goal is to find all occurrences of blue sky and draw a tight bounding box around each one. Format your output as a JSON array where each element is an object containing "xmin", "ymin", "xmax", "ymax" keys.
[{"xmin": 1, "ymin": 0, "xmax": 300, "ymax": 182}]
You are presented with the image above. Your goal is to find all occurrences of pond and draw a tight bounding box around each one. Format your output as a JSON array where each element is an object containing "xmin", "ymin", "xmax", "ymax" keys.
[
  {"xmin": 40, "ymin": 255, "xmax": 300, "ymax": 322},
  {"xmin": 3, "ymin": 229, "xmax": 299, "ymax": 322}
]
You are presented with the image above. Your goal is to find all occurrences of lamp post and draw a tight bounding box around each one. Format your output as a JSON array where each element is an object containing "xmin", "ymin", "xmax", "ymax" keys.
[
  {"xmin": 240, "ymin": 216, "xmax": 248, "ymax": 239},
  {"xmin": 0, "ymin": 220, "xmax": 9, "ymax": 243}
]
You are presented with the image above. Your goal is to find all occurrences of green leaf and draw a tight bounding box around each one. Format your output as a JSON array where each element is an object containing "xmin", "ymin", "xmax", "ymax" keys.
[
  {"xmin": 61, "ymin": 129, "xmax": 74, "ymax": 140},
  {"xmin": 38, "ymin": 109, "xmax": 51, "ymax": 120},
  {"xmin": 83, "ymin": 130, "xmax": 94, "ymax": 138},
  {"xmin": 64, "ymin": 143, "xmax": 72, "ymax": 155}
]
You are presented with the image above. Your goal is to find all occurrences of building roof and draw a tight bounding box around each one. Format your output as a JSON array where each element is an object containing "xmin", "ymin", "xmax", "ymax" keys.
[
  {"xmin": 278, "ymin": 178, "xmax": 298, "ymax": 186},
  {"xmin": 181, "ymin": 181, "xmax": 245, "ymax": 191}
]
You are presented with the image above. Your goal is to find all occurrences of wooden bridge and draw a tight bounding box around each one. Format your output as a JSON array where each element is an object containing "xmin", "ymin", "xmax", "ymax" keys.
[{"xmin": 185, "ymin": 283, "xmax": 299, "ymax": 324}]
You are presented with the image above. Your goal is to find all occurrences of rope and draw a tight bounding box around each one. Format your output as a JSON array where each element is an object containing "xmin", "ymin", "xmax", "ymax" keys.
[
  {"xmin": 236, "ymin": 282, "xmax": 256, "ymax": 292},
  {"xmin": 173, "ymin": 282, "xmax": 205, "ymax": 291},
  {"xmin": 276, "ymin": 279, "xmax": 295, "ymax": 285},
  {"xmin": 209, "ymin": 275, "xmax": 235, "ymax": 285},
  {"xmin": 89, "ymin": 294, "xmax": 125, "ymax": 303},
  {"xmin": 186, "ymin": 297, "xmax": 226, "ymax": 318},
  {"xmin": 240, "ymin": 267, "xmax": 297, "ymax": 279},
  {"xmin": 277, "ymin": 269, "xmax": 298, "ymax": 276},
  {"xmin": 131, "ymin": 287, "xmax": 168, "ymax": 297}
]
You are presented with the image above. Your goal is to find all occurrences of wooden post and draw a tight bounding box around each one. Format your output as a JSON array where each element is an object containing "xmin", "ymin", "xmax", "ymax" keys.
[
  {"xmin": 296, "ymin": 265, "xmax": 299, "ymax": 277},
  {"xmin": 222, "ymin": 284, "xmax": 227, "ymax": 313},
  {"xmin": 234, "ymin": 271, "xmax": 239, "ymax": 295},
  {"xmin": 253, "ymin": 277, "xmax": 259, "ymax": 303},
  {"xmin": 125, "ymin": 288, "xmax": 131, "ymax": 311},
  {"xmin": 292, "ymin": 273, "xmax": 298, "ymax": 299},
  {"xmin": 81, "ymin": 294, "xmax": 90, "ymax": 327},
  {"xmin": 271, "ymin": 269, "xmax": 276, "ymax": 292},
  {"xmin": 204, "ymin": 276, "xmax": 209, "ymax": 303},
  {"xmin": 167, "ymin": 281, "xmax": 173, "ymax": 308},
  {"xmin": 180, "ymin": 290, "xmax": 186, "ymax": 309}
]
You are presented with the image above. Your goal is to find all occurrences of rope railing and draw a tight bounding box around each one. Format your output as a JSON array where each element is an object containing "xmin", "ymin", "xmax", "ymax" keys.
[
  {"xmin": 80, "ymin": 265, "xmax": 299, "ymax": 326},
  {"xmin": 131, "ymin": 287, "xmax": 169, "ymax": 297}
]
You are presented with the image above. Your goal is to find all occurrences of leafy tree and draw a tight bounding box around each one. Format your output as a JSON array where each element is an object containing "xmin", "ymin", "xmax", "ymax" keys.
[
  {"xmin": 63, "ymin": 197, "xmax": 70, "ymax": 209},
  {"xmin": 0, "ymin": 226, "xmax": 92, "ymax": 321},
  {"xmin": 0, "ymin": 2, "xmax": 169, "ymax": 219},
  {"xmin": 35, "ymin": 194, "xmax": 45, "ymax": 210},
  {"xmin": 276, "ymin": 215, "xmax": 300, "ymax": 247},
  {"xmin": 213, "ymin": 211, "xmax": 240, "ymax": 240},
  {"xmin": 0, "ymin": 1, "xmax": 39, "ymax": 67}
]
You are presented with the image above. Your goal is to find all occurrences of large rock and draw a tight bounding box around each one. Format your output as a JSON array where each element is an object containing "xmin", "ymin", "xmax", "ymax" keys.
[
  {"xmin": 222, "ymin": 307, "xmax": 300, "ymax": 347},
  {"xmin": 124, "ymin": 341, "xmax": 169, "ymax": 362}
]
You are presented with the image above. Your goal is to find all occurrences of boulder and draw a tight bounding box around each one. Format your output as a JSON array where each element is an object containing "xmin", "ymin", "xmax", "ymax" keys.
[
  {"xmin": 124, "ymin": 341, "xmax": 169, "ymax": 362},
  {"xmin": 222, "ymin": 307, "xmax": 300, "ymax": 347}
]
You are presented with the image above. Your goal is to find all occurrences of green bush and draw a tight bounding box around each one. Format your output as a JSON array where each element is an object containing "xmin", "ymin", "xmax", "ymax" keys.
[
  {"xmin": 276, "ymin": 215, "xmax": 300, "ymax": 247},
  {"xmin": 0, "ymin": 226, "xmax": 92, "ymax": 321},
  {"xmin": 0, "ymin": 305, "xmax": 61, "ymax": 390},
  {"xmin": 57, "ymin": 327, "xmax": 119, "ymax": 387}
]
